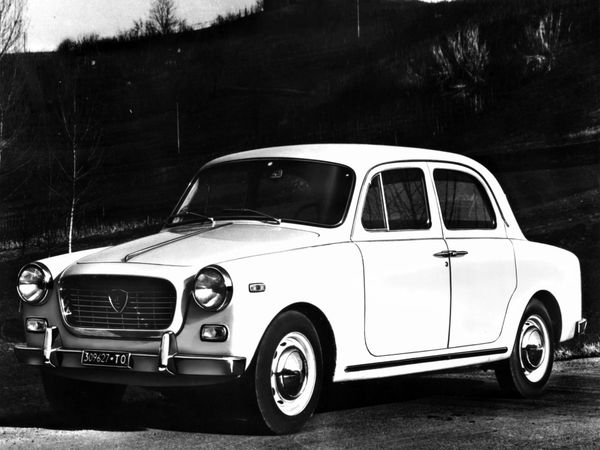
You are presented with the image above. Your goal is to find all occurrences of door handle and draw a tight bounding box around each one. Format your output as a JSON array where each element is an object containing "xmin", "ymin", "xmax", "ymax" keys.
[{"xmin": 433, "ymin": 250, "xmax": 468, "ymax": 258}]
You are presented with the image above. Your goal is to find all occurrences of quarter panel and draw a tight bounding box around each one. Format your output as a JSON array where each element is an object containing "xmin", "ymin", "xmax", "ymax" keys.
[{"xmin": 499, "ymin": 240, "xmax": 581, "ymax": 346}]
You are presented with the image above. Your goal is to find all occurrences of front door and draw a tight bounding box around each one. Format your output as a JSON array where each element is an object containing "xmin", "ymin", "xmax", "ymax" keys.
[{"xmin": 353, "ymin": 163, "xmax": 451, "ymax": 356}]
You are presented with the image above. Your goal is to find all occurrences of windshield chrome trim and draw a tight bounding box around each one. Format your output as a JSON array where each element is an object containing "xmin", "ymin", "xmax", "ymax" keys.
[{"xmin": 165, "ymin": 157, "xmax": 356, "ymax": 230}]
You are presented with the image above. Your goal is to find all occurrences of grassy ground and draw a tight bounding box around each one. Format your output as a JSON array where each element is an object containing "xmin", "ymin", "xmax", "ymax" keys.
[{"xmin": 556, "ymin": 336, "xmax": 600, "ymax": 360}]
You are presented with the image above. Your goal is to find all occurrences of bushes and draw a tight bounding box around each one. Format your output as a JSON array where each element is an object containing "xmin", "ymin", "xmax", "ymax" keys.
[
  {"xmin": 57, "ymin": 34, "xmax": 101, "ymax": 53},
  {"xmin": 424, "ymin": 8, "xmax": 570, "ymax": 113},
  {"xmin": 334, "ymin": 2, "xmax": 581, "ymax": 141},
  {"xmin": 431, "ymin": 24, "xmax": 489, "ymax": 111},
  {"xmin": 212, "ymin": 0, "xmax": 264, "ymax": 27},
  {"xmin": 520, "ymin": 12, "xmax": 568, "ymax": 74},
  {"xmin": 432, "ymin": 25, "xmax": 489, "ymax": 90}
]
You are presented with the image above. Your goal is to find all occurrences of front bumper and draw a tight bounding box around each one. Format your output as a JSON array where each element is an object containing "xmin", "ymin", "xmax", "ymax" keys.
[{"xmin": 15, "ymin": 327, "xmax": 246, "ymax": 379}]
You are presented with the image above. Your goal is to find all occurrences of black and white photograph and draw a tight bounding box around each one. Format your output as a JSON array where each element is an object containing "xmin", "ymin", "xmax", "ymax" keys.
[{"xmin": 0, "ymin": 0, "xmax": 598, "ymax": 447}]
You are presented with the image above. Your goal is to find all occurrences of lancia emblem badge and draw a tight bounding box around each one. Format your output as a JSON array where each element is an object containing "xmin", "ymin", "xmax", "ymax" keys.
[{"xmin": 108, "ymin": 289, "xmax": 129, "ymax": 313}]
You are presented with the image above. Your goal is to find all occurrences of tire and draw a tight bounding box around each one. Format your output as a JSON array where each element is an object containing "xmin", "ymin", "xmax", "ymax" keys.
[
  {"xmin": 248, "ymin": 310, "xmax": 323, "ymax": 434},
  {"xmin": 41, "ymin": 370, "xmax": 126, "ymax": 415},
  {"xmin": 495, "ymin": 299, "xmax": 554, "ymax": 398}
]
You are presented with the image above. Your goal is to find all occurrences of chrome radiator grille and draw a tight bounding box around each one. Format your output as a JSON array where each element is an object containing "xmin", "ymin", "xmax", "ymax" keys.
[{"xmin": 59, "ymin": 276, "xmax": 176, "ymax": 331}]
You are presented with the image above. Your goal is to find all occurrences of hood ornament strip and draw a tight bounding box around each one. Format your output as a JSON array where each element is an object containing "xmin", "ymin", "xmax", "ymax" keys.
[{"xmin": 122, "ymin": 223, "xmax": 232, "ymax": 263}]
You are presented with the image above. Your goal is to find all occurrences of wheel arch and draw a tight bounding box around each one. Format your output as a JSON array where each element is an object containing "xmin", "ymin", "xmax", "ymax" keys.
[
  {"xmin": 532, "ymin": 290, "xmax": 562, "ymax": 344},
  {"xmin": 280, "ymin": 302, "xmax": 337, "ymax": 384}
]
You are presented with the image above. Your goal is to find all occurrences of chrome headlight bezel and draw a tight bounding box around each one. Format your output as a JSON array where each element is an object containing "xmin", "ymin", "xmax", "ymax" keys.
[
  {"xmin": 16, "ymin": 262, "xmax": 53, "ymax": 305},
  {"xmin": 192, "ymin": 265, "xmax": 233, "ymax": 312}
]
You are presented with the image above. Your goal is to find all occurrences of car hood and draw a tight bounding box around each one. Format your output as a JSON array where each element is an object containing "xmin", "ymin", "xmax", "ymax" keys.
[{"xmin": 77, "ymin": 223, "xmax": 321, "ymax": 267}]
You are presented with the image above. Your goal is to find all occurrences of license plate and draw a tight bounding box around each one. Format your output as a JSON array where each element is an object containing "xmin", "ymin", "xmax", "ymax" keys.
[{"xmin": 81, "ymin": 350, "xmax": 131, "ymax": 368}]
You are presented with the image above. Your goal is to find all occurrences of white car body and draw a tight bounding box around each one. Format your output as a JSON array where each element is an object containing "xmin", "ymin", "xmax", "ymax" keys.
[{"xmin": 15, "ymin": 144, "xmax": 586, "ymax": 432}]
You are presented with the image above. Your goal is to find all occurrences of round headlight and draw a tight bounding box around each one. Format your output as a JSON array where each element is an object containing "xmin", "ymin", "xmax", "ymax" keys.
[
  {"xmin": 192, "ymin": 266, "xmax": 233, "ymax": 312},
  {"xmin": 17, "ymin": 263, "xmax": 52, "ymax": 304}
]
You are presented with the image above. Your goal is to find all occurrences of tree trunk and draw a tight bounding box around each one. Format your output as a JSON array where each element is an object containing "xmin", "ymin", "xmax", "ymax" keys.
[
  {"xmin": 68, "ymin": 95, "xmax": 78, "ymax": 253},
  {"xmin": 68, "ymin": 193, "xmax": 75, "ymax": 253},
  {"xmin": 68, "ymin": 138, "xmax": 76, "ymax": 253},
  {"xmin": 0, "ymin": 111, "xmax": 4, "ymax": 169}
]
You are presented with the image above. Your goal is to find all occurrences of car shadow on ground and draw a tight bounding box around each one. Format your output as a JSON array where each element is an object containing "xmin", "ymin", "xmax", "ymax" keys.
[{"xmin": 0, "ymin": 369, "xmax": 506, "ymax": 435}]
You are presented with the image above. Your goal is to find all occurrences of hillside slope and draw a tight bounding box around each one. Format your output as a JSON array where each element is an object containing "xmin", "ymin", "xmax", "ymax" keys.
[{"xmin": 0, "ymin": 0, "xmax": 598, "ymax": 334}]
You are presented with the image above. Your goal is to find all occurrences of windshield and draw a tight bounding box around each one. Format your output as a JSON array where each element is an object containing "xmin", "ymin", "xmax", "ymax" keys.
[{"xmin": 169, "ymin": 159, "xmax": 355, "ymax": 227}]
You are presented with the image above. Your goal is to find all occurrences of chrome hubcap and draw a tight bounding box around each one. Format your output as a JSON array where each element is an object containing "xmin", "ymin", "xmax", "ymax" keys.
[
  {"xmin": 518, "ymin": 315, "xmax": 550, "ymax": 383},
  {"xmin": 270, "ymin": 332, "xmax": 316, "ymax": 416},
  {"xmin": 275, "ymin": 346, "xmax": 307, "ymax": 400}
]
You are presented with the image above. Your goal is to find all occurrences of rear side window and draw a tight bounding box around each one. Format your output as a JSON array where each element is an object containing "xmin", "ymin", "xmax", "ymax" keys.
[
  {"xmin": 362, "ymin": 168, "xmax": 431, "ymax": 231},
  {"xmin": 434, "ymin": 169, "xmax": 496, "ymax": 230}
]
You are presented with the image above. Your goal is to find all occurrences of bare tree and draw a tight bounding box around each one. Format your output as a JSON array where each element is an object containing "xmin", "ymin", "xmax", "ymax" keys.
[
  {"xmin": 0, "ymin": 61, "xmax": 22, "ymax": 167},
  {"xmin": 119, "ymin": 0, "xmax": 190, "ymax": 40},
  {"xmin": 0, "ymin": 0, "xmax": 25, "ymax": 59},
  {"xmin": 148, "ymin": 0, "xmax": 180, "ymax": 35},
  {"xmin": 51, "ymin": 59, "xmax": 103, "ymax": 253},
  {"xmin": 0, "ymin": 0, "xmax": 26, "ymax": 169}
]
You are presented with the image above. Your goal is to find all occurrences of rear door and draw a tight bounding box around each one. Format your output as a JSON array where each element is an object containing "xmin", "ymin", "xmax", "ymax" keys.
[
  {"xmin": 430, "ymin": 163, "xmax": 517, "ymax": 348},
  {"xmin": 353, "ymin": 162, "xmax": 451, "ymax": 356}
]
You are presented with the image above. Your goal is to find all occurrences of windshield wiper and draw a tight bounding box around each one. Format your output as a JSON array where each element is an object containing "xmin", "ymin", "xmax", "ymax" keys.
[
  {"xmin": 221, "ymin": 208, "xmax": 281, "ymax": 225},
  {"xmin": 167, "ymin": 210, "xmax": 215, "ymax": 226}
]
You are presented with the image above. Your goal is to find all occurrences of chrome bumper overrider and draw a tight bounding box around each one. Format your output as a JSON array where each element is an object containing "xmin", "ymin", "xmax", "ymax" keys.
[
  {"xmin": 576, "ymin": 319, "xmax": 588, "ymax": 336},
  {"xmin": 14, "ymin": 327, "xmax": 246, "ymax": 378}
]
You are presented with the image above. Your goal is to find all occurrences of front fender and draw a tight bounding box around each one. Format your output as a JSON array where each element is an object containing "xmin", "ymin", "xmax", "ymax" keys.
[
  {"xmin": 33, "ymin": 247, "xmax": 111, "ymax": 279},
  {"xmin": 212, "ymin": 242, "xmax": 366, "ymax": 378}
]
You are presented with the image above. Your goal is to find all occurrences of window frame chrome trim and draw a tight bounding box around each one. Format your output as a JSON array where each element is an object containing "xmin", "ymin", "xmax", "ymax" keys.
[
  {"xmin": 432, "ymin": 167, "xmax": 498, "ymax": 231},
  {"xmin": 378, "ymin": 173, "xmax": 390, "ymax": 231},
  {"xmin": 351, "ymin": 158, "xmax": 510, "ymax": 242},
  {"xmin": 362, "ymin": 167, "xmax": 433, "ymax": 233},
  {"xmin": 165, "ymin": 157, "xmax": 357, "ymax": 230}
]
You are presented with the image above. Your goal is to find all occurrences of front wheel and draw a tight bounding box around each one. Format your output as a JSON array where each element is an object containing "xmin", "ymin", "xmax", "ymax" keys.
[
  {"xmin": 495, "ymin": 299, "xmax": 554, "ymax": 398},
  {"xmin": 249, "ymin": 310, "xmax": 323, "ymax": 434}
]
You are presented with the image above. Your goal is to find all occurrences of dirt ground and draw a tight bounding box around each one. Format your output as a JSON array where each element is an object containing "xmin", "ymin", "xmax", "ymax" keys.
[{"xmin": 0, "ymin": 350, "xmax": 598, "ymax": 448}]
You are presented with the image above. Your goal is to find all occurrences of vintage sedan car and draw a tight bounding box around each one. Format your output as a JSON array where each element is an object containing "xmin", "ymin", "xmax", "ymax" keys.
[{"xmin": 15, "ymin": 144, "xmax": 586, "ymax": 433}]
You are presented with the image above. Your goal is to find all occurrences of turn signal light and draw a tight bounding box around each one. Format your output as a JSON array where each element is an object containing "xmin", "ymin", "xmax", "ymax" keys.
[
  {"xmin": 26, "ymin": 318, "xmax": 48, "ymax": 333},
  {"xmin": 200, "ymin": 325, "xmax": 228, "ymax": 342}
]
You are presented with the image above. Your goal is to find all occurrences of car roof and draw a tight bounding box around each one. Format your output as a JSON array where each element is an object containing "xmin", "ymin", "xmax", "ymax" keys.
[
  {"xmin": 202, "ymin": 144, "xmax": 525, "ymax": 240},
  {"xmin": 207, "ymin": 144, "xmax": 480, "ymax": 172}
]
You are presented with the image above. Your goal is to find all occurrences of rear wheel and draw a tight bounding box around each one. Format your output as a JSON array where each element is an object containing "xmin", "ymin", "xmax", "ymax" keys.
[
  {"xmin": 41, "ymin": 370, "xmax": 126, "ymax": 415},
  {"xmin": 248, "ymin": 310, "xmax": 323, "ymax": 434},
  {"xmin": 495, "ymin": 299, "xmax": 554, "ymax": 398}
]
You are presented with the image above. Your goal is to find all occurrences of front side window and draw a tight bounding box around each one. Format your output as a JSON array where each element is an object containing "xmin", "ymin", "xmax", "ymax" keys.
[
  {"xmin": 362, "ymin": 168, "xmax": 431, "ymax": 231},
  {"xmin": 434, "ymin": 169, "xmax": 496, "ymax": 230},
  {"xmin": 170, "ymin": 159, "xmax": 355, "ymax": 228}
]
